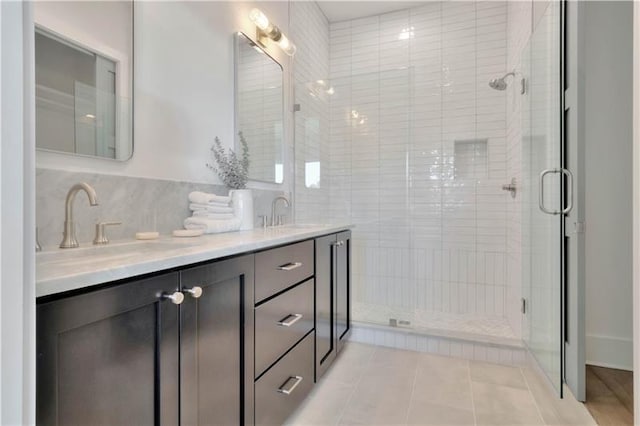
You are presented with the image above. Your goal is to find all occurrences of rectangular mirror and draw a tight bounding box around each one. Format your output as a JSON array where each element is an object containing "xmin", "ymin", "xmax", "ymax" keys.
[
  {"xmin": 235, "ymin": 32, "xmax": 284, "ymax": 184},
  {"xmin": 34, "ymin": 1, "xmax": 133, "ymax": 161}
]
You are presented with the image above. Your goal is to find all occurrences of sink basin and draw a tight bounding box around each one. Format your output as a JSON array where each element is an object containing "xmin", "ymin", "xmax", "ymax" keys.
[
  {"xmin": 37, "ymin": 240, "xmax": 189, "ymax": 266},
  {"xmin": 281, "ymin": 223, "xmax": 328, "ymax": 229}
]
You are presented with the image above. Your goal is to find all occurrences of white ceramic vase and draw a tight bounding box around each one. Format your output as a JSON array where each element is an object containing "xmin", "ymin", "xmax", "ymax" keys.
[{"xmin": 231, "ymin": 189, "xmax": 254, "ymax": 230}]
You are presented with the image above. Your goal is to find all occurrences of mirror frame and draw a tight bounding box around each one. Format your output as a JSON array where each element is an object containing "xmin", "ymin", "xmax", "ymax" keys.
[
  {"xmin": 234, "ymin": 31, "xmax": 285, "ymax": 185},
  {"xmin": 34, "ymin": 1, "xmax": 135, "ymax": 162}
]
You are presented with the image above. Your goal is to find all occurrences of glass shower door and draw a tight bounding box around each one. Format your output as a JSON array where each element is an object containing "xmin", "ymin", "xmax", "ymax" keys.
[{"xmin": 522, "ymin": 1, "xmax": 564, "ymax": 394}]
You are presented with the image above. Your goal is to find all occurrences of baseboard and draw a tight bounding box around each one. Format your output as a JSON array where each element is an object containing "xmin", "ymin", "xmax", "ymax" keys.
[
  {"xmin": 585, "ymin": 334, "xmax": 633, "ymax": 371},
  {"xmin": 348, "ymin": 321, "xmax": 527, "ymax": 367}
]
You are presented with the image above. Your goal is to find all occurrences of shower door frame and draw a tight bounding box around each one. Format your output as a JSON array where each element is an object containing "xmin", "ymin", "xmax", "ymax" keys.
[
  {"xmin": 563, "ymin": 0, "xmax": 586, "ymax": 402},
  {"xmin": 523, "ymin": 0, "xmax": 569, "ymax": 398}
]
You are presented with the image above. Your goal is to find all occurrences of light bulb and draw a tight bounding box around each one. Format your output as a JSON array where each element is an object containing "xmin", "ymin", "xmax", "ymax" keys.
[
  {"xmin": 249, "ymin": 8, "xmax": 270, "ymax": 31},
  {"xmin": 277, "ymin": 34, "xmax": 296, "ymax": 56}
]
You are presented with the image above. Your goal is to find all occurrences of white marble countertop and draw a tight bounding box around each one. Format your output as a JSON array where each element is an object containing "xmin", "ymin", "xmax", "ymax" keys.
[{"xmin": 36, "ymin": 224, "xmax": 352, "ymax": 298}]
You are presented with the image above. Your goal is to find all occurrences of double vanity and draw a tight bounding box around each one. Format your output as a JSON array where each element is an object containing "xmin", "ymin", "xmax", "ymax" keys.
[
  {"xmin": 36, "ymin": 225, "xmax": 352, "ymax": 425},
  {"xmin": 33, "ymin": 1, "xmax": 349, "ymax": 423}
]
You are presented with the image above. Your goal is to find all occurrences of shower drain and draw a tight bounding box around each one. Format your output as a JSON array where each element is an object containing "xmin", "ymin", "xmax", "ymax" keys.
[{"xmin": 389, "ymin": 318, "xmax": 412, "ymax": 327}]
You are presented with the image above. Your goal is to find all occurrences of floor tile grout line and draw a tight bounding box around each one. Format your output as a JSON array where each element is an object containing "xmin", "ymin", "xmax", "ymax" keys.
[
  {"xmin": 403, "ymin": 359, "xmax": 420, "ymax": 425},
  {"xmin": 334, "ymin": 345, "xmax": 378, "ymax": 425},
  {"xmin": 519, "ymin": 366, "xmax": 547, "ymax": 425},
  {"xmin": 467, "ymin": 359, "xmax": 478, "ymax": 426}
]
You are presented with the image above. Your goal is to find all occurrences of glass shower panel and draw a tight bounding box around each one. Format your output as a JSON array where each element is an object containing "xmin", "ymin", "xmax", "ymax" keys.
[
  {"xmin": 293, "ymin": 79, "xmax": 331, "ymax": 224},
  {"xmin": 522, "ymin": 1, "xmax": 563, "ymax": 393},
  {"xmin": 329, "ymin": 68, "xmax": 415, "ymax": 329}
]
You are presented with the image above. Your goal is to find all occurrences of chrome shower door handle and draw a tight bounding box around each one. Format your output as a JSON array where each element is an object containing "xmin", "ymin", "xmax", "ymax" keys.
[
  {"xmin": 562, "ymin": 168, "xmax": 574, "ymax": 214},
  {"xmin": 539, "ymin": 168, "xmax": 574, "ymax": 216},
  {"xmin": 539, "ymin": 169, "xmax": 560, "ymax": 215}
]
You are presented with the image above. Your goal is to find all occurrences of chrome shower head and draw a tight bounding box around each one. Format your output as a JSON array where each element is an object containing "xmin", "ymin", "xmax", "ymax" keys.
[
  {"xmin": 488, "ymin": 71, "xmax": 516, "ymax": 91},
  {"xmin": 489, "ymin": 78, "xmax": 508, "ymax": 90}
]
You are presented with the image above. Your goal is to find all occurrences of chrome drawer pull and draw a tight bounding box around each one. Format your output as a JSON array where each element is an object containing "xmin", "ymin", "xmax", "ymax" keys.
[
  {"xmin": 278, "ymin": 376, "xmax": 303, "ymax": 395},
  {"xmin": 277, "ymin": 313, "xmax": 303, "ymax": 327},
  {"xmin": 277, "ymin": 262, "xmax": 302, "ymax": 271}
]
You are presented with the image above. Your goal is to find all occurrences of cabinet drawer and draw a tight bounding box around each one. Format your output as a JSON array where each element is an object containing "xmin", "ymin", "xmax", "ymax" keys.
[
  {"xmin": 255, "ymin": 240, "xmax": 314, "ymax": 302},
  {"xmin": 255, "ymin": 332, "xmax": 314, "ymax": 426},
  {"xmin": 255, "ymin": 279, "xmax": 314, "ymax": 378}
]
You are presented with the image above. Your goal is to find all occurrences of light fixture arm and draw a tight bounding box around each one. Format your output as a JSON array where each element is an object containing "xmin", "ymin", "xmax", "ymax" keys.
[{"xmin": 249, "ymin": 8, "xmax": 296, "ymax": 56}]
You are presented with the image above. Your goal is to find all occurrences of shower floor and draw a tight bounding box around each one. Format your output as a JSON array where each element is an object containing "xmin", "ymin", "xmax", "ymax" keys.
[{"xmin": 353, "ymin": 302, "xmax": 520, "ymax": 346}]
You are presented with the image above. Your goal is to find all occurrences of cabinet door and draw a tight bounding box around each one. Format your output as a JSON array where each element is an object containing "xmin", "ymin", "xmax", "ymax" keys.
[
  {"xmin": 36, "ymin": 273, "xmax": 180, "ymax": 426},
  {"xmin": 180, "ymin": 254, "xmax": 255, "ymax": 426},
  {"xmin": 314, "ymin": 234, "xmax": 336, "ymax": 380},
  {"xmin": 336, "ymin": 231, "xmax": 351, "ymax": 352}
]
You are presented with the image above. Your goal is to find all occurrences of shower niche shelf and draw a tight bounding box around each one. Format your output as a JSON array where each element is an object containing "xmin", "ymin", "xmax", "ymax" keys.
[{"xmin": 453, "ymin": 138, "xmax": 488, "ymax": 180}]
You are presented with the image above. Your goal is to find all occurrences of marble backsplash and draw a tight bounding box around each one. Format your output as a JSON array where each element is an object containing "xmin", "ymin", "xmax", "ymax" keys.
[{"xmin": 36, "ymin": 168, "xmax": 287, "ymax": 249}]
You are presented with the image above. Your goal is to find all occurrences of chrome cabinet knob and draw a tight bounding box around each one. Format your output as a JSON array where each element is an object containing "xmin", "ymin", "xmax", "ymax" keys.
[
  {"xmin": 162, "ymin": 291, "xmax": 185, "ymax": 305},
  {"xmin": 184, "ymin": 286, "xmax": 203, "ymax": 298}
]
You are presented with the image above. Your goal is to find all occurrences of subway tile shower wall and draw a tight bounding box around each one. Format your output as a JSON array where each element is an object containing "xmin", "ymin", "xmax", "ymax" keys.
[
  {"xmin": 293, "ymin": 2, "xmax": 518, "ymax": 336},
  {"xmin": 291, "ymin": 1, "xmax": 331, "ymax": 224},
  {"xmin": 505, "ymin": 0, "xmax": 532, "ymax": 340}
]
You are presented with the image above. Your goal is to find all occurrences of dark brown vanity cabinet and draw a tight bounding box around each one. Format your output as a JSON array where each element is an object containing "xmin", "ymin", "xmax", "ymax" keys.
[
  {"xmin": 37, "ymin": 255, "xmax": 254, "ymax": 426},
  {"xmin": 36, "ymin": 232, "xmax": 352, "ymax": 425},
  {"xmin": 253, "ymin": 241, "xmax": 315, "ymax": 426},
  {"xmin": 315, "ymin": 230, "xmax": 351, "ymax": 380},
  {"xmin": 180, "ymin": 254, "xmax": 255, "ymax": 425},
  {"xmin": 37, "ymin": 272, "xmax": 181, "ymax": 425}
]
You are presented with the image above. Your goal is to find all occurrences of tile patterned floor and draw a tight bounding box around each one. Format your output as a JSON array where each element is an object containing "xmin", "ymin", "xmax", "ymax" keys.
[{"xmin": 287, "ymin": 342, "xmax": 597, "ymax": 426}]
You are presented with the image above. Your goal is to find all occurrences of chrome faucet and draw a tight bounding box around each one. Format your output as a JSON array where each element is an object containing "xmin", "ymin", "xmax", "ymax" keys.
[
  {"xmin": 60, "ymin": 182, "xmax": 99, "ymax": 248},
  {"xmin": 271, "ymin": 196, "xmax": 290, "ymax": 227}
]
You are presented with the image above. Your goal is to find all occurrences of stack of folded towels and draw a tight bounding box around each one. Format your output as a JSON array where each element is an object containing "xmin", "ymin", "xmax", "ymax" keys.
[{"xmin": 183, "ymin": 191, "xmax": 242, "ymax": 234}]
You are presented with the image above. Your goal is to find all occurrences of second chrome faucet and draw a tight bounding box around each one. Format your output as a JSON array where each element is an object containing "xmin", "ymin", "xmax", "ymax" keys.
[{"xmin": 271, "ymin": 196, "xmax": 290, "ymax": 227}]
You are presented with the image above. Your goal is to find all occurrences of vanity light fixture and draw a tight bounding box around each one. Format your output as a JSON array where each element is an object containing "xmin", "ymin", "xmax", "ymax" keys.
[{"xmin": 249, "ymin": 8, "xmax": 296, "ymax": 56}]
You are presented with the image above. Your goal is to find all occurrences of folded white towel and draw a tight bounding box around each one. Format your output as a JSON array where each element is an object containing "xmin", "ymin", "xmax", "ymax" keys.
[
  {"xmin": 192, "ymin": 211, "xmax": 236, "ymax": 220},
  {"xmin": 188, "ymin": 191, "xmax": 231, "ymax": 205},
  {"xmin": 184, "ymin": 217, "xmax": 242, "ymax": 234},
  {"xmin": 189, "ymin": 203, "xmax": 234, "ymax": 214},
  {"xmin": 203, "ymin": 201, "xmax": 231, "ymax": 208}
]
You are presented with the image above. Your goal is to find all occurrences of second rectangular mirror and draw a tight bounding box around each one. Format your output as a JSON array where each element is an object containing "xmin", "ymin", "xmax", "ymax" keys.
[{"xmin": 235, "ymin": 32, "xmax": 284, "ymax": 184}]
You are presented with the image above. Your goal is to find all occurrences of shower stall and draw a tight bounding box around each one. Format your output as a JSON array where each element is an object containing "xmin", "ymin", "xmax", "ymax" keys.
[{"xmin": 292, "ymin": 0, "xmax": 564, "ymax": 393}]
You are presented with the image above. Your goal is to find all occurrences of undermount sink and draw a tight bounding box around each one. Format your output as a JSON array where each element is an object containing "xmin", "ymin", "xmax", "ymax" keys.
[
  {"xmin": 282, "ymin": 223, "xmax": 328, "ymax": 229},
  {"xmin": 37, "ymin": 240, "xmax": 188, "ymax": 266}
]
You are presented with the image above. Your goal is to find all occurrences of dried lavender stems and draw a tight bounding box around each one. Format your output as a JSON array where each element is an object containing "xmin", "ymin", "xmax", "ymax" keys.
[{"xmin": 207, "ymin": 132, "xmax": 250, "ymax": 189}]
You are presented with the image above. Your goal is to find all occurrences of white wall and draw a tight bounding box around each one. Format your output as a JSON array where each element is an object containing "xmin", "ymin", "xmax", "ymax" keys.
[
  {"xmin": 1, "ymin": 1, "xmax": 36, "ymax": 423},
  {"xmin": 584, "ymin": 1, "xmax": 634, "ymax": 371},
  {"xmin": 34, "ymin": 1, "xmax": 132, "ymax": 63},
  {"xmin": 36, "ymin": 1, "xmax": 293, "ymax": 193},
  {"xmin": 632, "ymin": 0, "xmax": 640, "ymax": 417}
]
